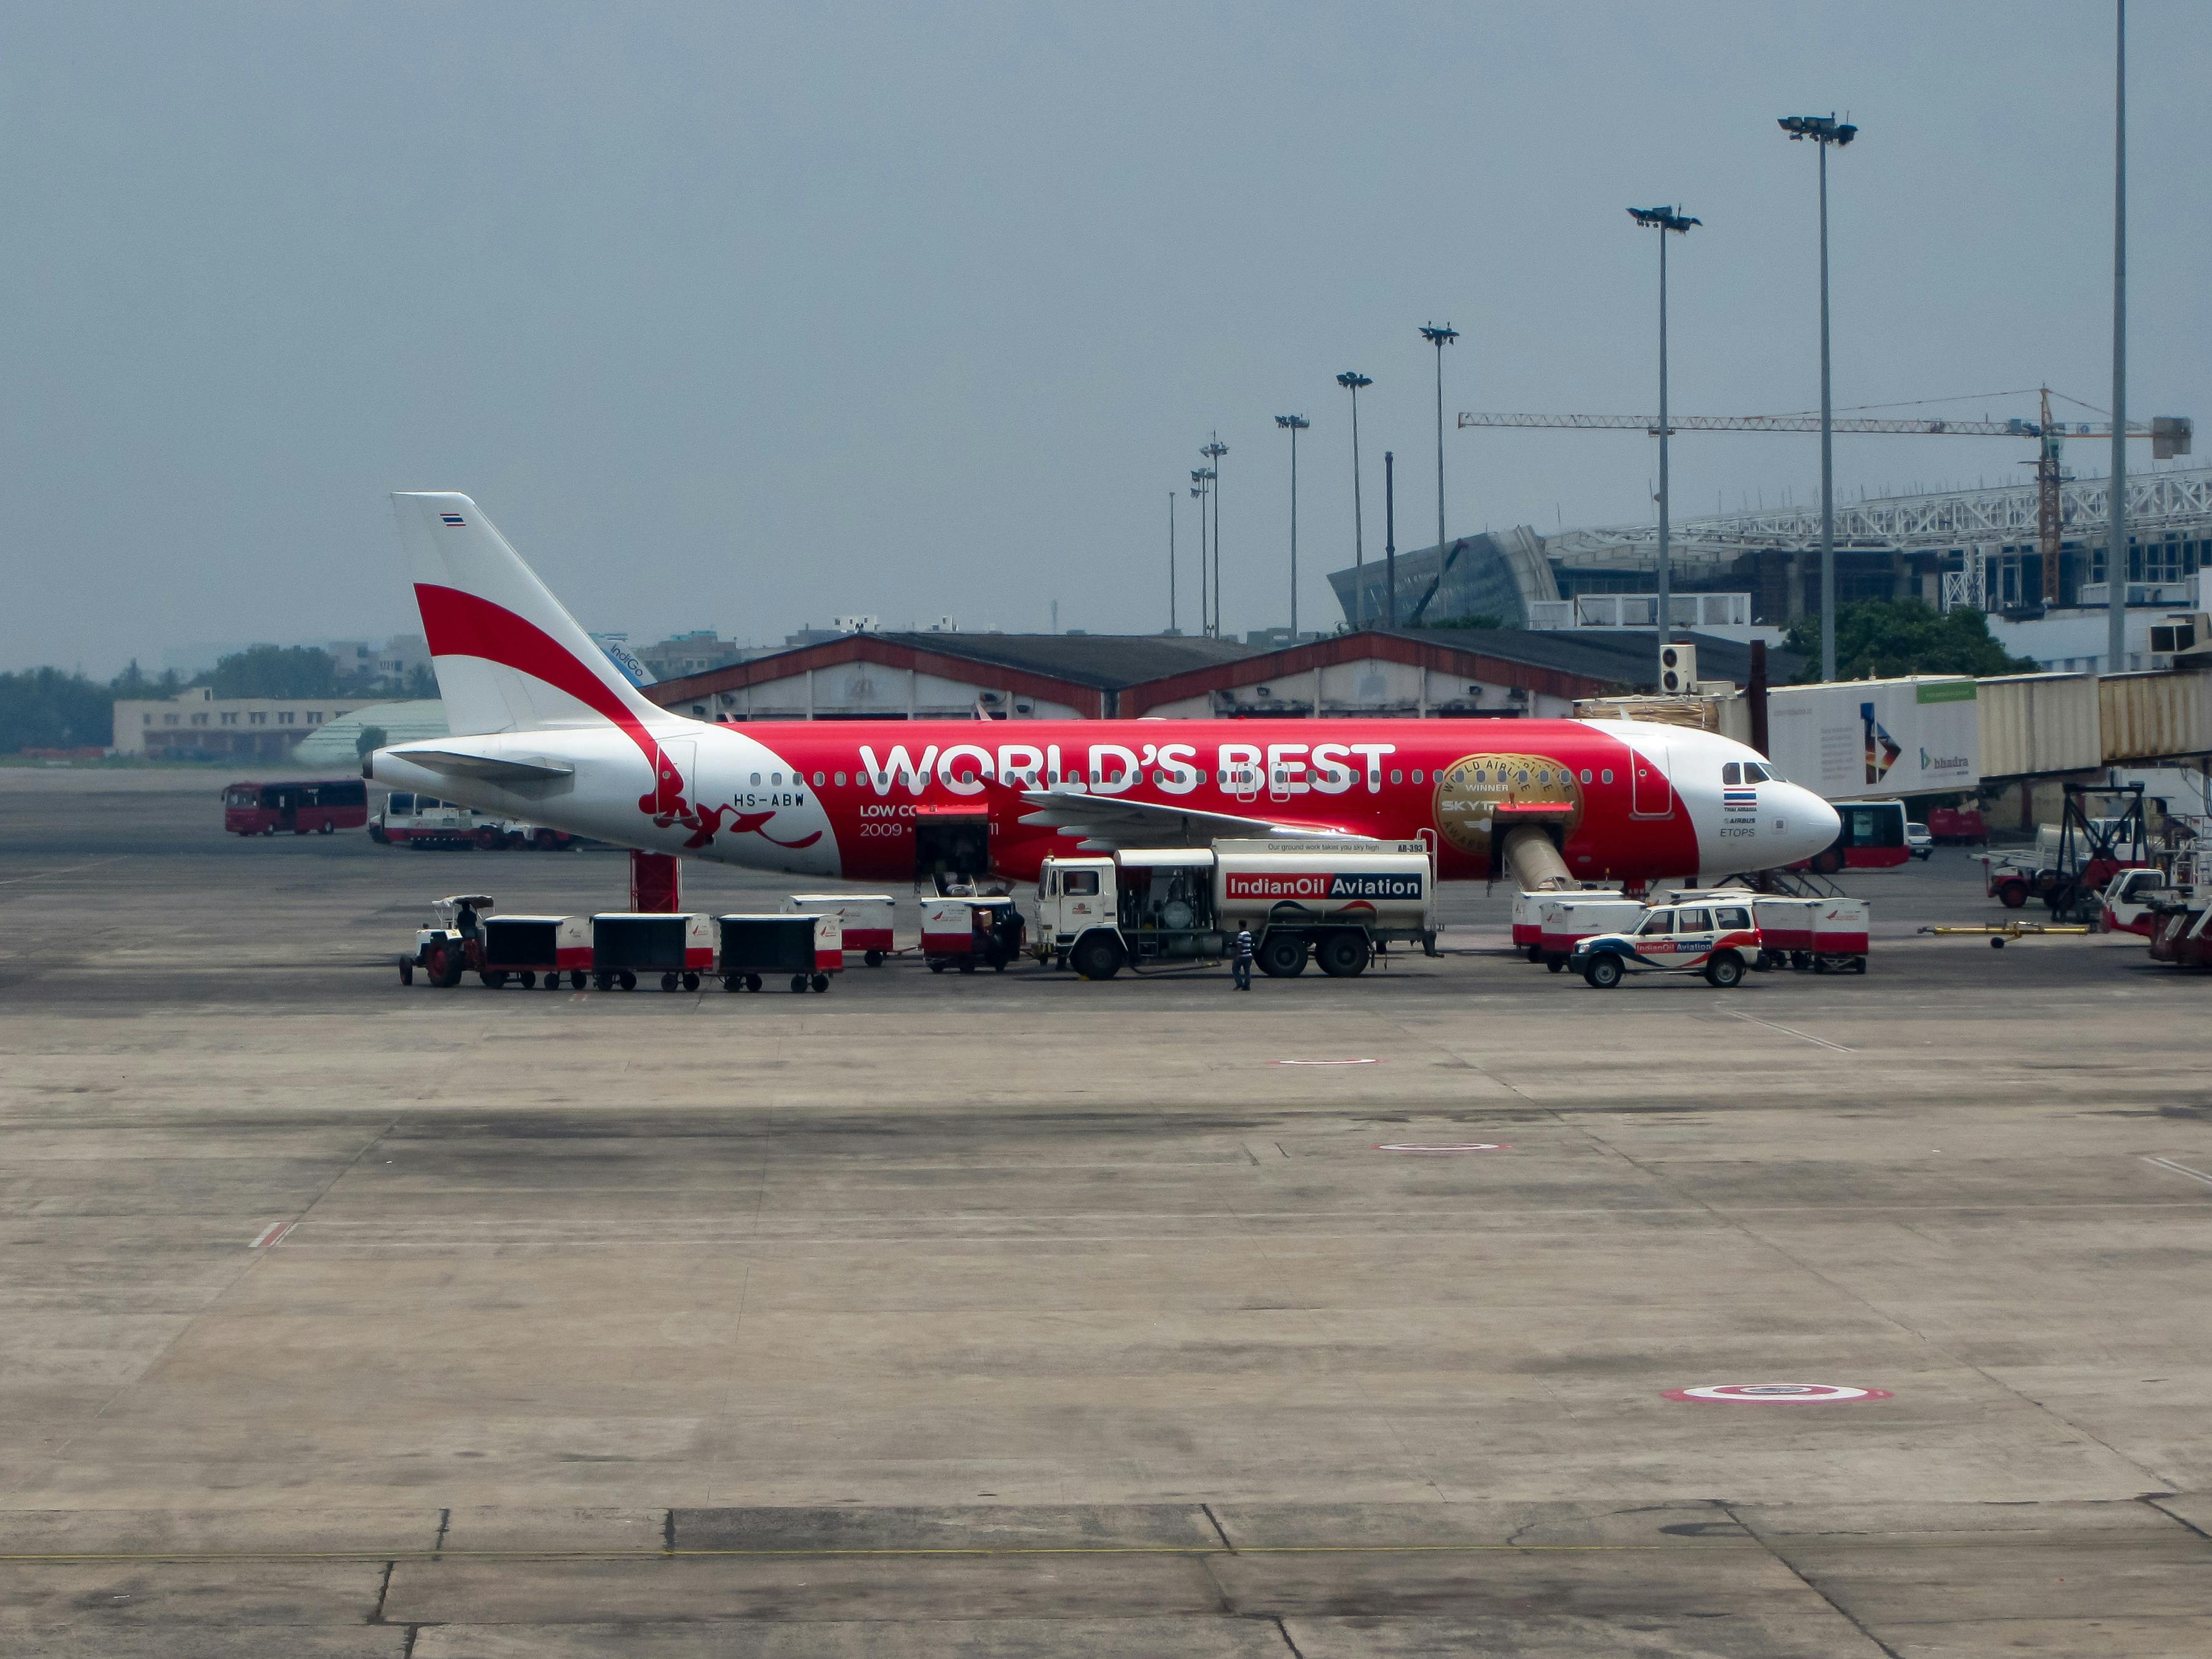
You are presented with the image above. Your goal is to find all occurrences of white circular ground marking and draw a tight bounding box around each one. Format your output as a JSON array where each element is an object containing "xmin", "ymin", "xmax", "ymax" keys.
[
  {"xmin": 1375, "ymin": 1143, "xmax": 1511, "ymax": 1154},
  {"xmin": 1662, "ymin": 1383, "xmax": 1892, "ymax": 1404},
  {"xmin": 1271, "ymin": 1058, "xmax": 1382, "ymax": 1066}
]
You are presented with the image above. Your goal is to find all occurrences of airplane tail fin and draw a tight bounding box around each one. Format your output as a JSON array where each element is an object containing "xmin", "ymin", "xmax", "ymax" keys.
[{"xmin": 390, "ymin": 492, "xmax": 674, "ymax": 739}]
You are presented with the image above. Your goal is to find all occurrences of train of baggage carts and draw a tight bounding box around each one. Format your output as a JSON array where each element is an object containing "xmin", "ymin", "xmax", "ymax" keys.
[{"xmin": 396, "ymin": 866, "xmax": 1874, "ymax": 997}]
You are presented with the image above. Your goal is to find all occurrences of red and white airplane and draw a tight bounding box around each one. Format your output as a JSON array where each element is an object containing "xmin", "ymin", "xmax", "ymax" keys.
[{"xmin": 367, "ymin": 494, "xmax": 1840, "ymax": 886}]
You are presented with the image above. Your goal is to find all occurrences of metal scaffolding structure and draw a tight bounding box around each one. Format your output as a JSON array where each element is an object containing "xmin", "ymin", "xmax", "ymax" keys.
[{"xmin": 1546, "ymin": 465, "xmax": 2212, "ymax": 565}]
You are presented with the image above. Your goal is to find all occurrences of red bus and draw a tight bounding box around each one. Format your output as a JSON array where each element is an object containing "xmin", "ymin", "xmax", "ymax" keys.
[
  {"xmin": 222, "ymin": 780, "xmax": 370, "ymax": 836},
  {"xmin": 1799, "ymin": 799, "xmax": 1910, "ymax": 873}
]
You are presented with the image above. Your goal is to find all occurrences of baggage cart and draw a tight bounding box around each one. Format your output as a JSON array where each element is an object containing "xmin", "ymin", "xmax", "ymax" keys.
[
  {"xmin": 1750, "ymin": 896, "xmax": 1818, "ymax": 971},
  {"xmin": 1810, "ymin": 897, "xmax": 1871, "ymax": 973},
  {"xmin": 590, "ymin": 912, "xmax": 714, "ymax": 992},
  {"xmin": 785, "ymin": 893, "xmax": 895, "ymax": 965},
  {"xmin": 718, "ymin": 913, "xmax": 841, "ymax": 993},
  {"xmin": 478, "ymin": 915, "xmax": 589, "ymax": 990}
]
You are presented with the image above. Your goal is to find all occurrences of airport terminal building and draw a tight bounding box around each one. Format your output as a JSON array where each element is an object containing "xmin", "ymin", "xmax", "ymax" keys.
[{"xmin": 1329, "ymin": 465, "xmax": 2212, "ymax": 673}]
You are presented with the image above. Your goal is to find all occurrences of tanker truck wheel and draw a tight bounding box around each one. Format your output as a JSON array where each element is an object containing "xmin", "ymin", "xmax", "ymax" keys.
[
  {"xmin": 1069, "ymin": 933, "xmax": 1125, "ymax": 980},
  {"xmin": 1256, "ymin": 932, "xmax": 1306, "ymax": 977},
  {"xmin": 1316, "ymin": 932, "xmax": 1368, "ymax": 978}
]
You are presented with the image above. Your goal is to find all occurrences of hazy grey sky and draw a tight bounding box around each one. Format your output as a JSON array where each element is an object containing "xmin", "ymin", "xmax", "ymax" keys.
[{"xmin": 5, "ymin": 1, "xmax": 2208, "ymax": 675}]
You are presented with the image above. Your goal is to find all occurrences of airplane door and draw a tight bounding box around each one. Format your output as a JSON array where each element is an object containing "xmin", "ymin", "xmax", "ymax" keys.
[{"xmin": 1630, "ymin": 740, "xmax": 1673, "ymax": 818}]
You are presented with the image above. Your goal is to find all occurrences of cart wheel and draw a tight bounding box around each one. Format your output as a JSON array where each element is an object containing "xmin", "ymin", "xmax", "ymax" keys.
[
  {"xmin": 592, "ymin": 973, "xmax": 610, "ymax": 991},
  {"xmin": 319, "ymin": 821, "xmax": 334, "ymax": 834},
  {"xmin": 929, "ymin": 961, "xmax": 945, "ymax": 973},
  {"xmin": 790, "ymin": 974, "xmax": 807, "ymax": 993},
  {"xmin": 1853, "ymin": 956, "xmax": 1868, "ymax": 974},
  {"xmin": 482, "ymin": 971, "xmax": 508, "ymax": 989},
  {"xmin": 618, "ymin": 969, "xmax": 637, "ymax": 992},
  {"xmin": 957, "ymin": 960, "xmax": 976, "ymax": 974},
  {"xmin": 518, "ymin": 970, "xmax": 536, "ymax": 988},
  {"xmin": 661, "ymin": 972, "xmax": 679, "ymax": 992},
  {"xmin": 545, "ymin": 972, "xmax": 562, "ymax": 990},
  {"xmin": 1790, "ymin": 951, "xmax": 1810, "ymax": 971},
  {"xmin": 864, "ymin": 950, "xmax": 884, "ymax": 967},
  {"xmin": 1546, "ymin": 958, "xmax": 1565, "ymax": 973},
  {"xmin": 811, "ymin": 973, "xmax": 830, "ymax": 993},
  {"xmin": 1525, "ymin": 944, "xmax": 1542, "ymax": 963},
  {"xmin": 399, "ymin": 959, "xmax": 414, "ymax": 985},
  {"xmin": 724, "ymin": 976, "xmax": 742, "ymax": 992},
  {"xmin": 570, "ymin": 971, "xmax": 587, "ymax": 990},
  {"xmin": 682, "ymin": 972, "xmax": 700, "ymax": 992},
  {"xmin": 1991, "ymin": 937, "xmax": 2006, "ymax": 949}
]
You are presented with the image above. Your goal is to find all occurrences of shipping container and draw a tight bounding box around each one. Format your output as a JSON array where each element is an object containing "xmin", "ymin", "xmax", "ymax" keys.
[{"xmin": 1975, "ymin": 673, "xmax": 2102, "ymax": 779}]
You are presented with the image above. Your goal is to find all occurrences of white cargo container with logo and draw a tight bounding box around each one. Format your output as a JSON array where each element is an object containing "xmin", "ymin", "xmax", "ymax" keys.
[{"xmin": 1034, "ymin": 839, "xmax": 1436, "ymax": 983}]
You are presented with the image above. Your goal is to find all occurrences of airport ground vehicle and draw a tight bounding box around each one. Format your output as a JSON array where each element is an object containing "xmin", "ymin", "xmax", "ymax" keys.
[
  {"xmin": 719, "ymin": 913, "xmax": 840, "ymax": 992},
  {"xmin": 1906, "ymin": 821, "xmax": 1933, "ymax": 859},
  {"xmin": 921, "ymin": 897, "xmax": 1026, "ymax": 972},
  {"xmin": 1747, "ymin": 895, "xmax": 1871, "ymax": 973},
  {"xmin": 477, "ymin": 914, "xmax": 590, "ymax": 988},
  {"xmin": 398, "ymin": 894, "xmax": 494, "ymax": 987},
  {"xmin": 785, "ymin": 893, "xmax": 894, "ymax": 966},
  {"xmin": 224, "ymin": 779, "xmax": 367, "ymax": 836},
  {"xmin": 1032, "ymin": 840, "xmax": 1435, "ymax": 980},
  {"xmin": 1927, "ymin": 806, "xmax": 1987, "ymax": 844},
  {"xmin": 1533, "ymin": 893, "xmax": 1643, "ymax": 971},
  {"xmin": 1980, "ymin": 786, "xmax": 2152, "ymax": 915},
  {"xmin": 2148, "ymin": 887, "xmax": 2212, "ymax": 968},
  {"xmin": 1800, "ymin": 799, "xmax": 1911, "ymax": 874},
  {"xmin": 369, "ymin": 791, "xmax": 576, "ymax": 850},
  {"xmin": 1569, "ymin": 899, "xmax": 1761, "ymax": 989},
  {"xmin": 589, "ymin": 912, "xmax": 714, "ymax": 992}
]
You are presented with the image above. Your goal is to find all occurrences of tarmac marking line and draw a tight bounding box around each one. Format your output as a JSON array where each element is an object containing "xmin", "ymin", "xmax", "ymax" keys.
[
  {"xmin": 2143, "ymin": 1156, "xmax": 2212, "ymax": 1189},
  {"xmin": 0, "ymin": 856, "xmax": 129, "ymax": 887},
  {"xmin": 1723, "ymin": 1009, "xmax": 1854, "ymax": 1052},
  {"xmin": 248, "ymin": 1221, "xmax": 295, "ymax": 1249}
]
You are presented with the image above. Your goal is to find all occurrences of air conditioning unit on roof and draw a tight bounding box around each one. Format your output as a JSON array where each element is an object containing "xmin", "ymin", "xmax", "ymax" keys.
[{"xmin": 1658, "ymin": 642, "xmax": 1697, "ymax": 695}]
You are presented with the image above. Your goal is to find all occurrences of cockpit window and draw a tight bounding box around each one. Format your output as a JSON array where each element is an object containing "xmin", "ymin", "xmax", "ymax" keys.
[
  {"xmin": 1723, "ymin": 762, "xmax": 1742, "ymax": 785},
  {"xmin": 1745, "ymin": 762, "xmax": 1771, "ymax": 782}
]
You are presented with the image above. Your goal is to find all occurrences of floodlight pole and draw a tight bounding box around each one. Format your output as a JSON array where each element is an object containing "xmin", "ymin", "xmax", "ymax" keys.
[
  {"xmin": 1190, "ymin": 469, "xmax": 1214, "ymax": 638},
  {"xmin": 1630, "ymin": 206, "xmax": 1700, "ymax": 650},
  {"xmin": 1167, "ymin": 489, "xmax": 1177, "ymax": 635},
  {"xmin": 1384, "ymin": 450, "xmax": 1398, "ymax": 627},
  {"xmin": 2110, "ymin": 0, "xmax": 2129, "ymax": 675},
  {"xmin": 1202, "ymin": 436, "xmax": 1228, "ymax": 638},
  {"xmin": 1780, "ymin": 113, "xmax": 1857, "ymax": 682},
  {"xmin": 1420, "ymin": 325, "xmax": 1458, "ymax": 571},
  {"xmin": 1275, "ymin": 415, "xmax": 1309, "ymax": 638},
  {"xmin": 1337, "ymin": 372, "xmax": 1373, "ymax": 626}
]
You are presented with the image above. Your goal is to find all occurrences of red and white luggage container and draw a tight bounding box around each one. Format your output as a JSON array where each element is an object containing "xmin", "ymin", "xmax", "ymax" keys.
[
  {"xmin": 717, "ymin": 913, "xmax": 842, "ymax": 994},
  {"xmin": 1510, "ymin": 891, "xmax": 1546, "ymax": 958},
  {"xmin": 478, "ymin": 915, "xmax": 590, "ymax": 990},
  {"xmin": 1536, "ymin": 895, "xmax": 1645, "ymax": 971},
  {"xmin": 589, "ymin": 912, "xmax": 714, "ymax": 992},
  {"xmin": 1750, "ymin": 897, "xmax": 1818, "ymax": 970},
  {"xmin": 920, "ymin": 895, "xmax": 1026, "ymax": 972},
  {"xmin": 785, "ymin": 893, "xmax": 895, "ymax": 965},
  {"xmin": 1811, "ymin": 897, "xmax": 1871, "ymax": 973}
]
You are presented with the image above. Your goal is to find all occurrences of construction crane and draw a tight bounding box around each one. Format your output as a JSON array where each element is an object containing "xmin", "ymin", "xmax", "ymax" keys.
[{"xmin": 1458, "ymin": 391, "xmax": 2192, "ymax": 604}]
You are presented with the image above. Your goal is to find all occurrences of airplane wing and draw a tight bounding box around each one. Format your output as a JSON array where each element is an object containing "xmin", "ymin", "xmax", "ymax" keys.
[
  {"xmin": 1016, "ymin": 787, "xmax": 1365, "ymax": 850},
  {"xmin": 381, "ymin": 741, "xmax": 576, "ymax": 784}
]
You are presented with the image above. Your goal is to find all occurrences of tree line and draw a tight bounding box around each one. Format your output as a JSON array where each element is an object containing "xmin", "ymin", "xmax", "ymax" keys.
[{"xmin": 1, "ymin": 646, "xmax": 436, "ymax": 754}]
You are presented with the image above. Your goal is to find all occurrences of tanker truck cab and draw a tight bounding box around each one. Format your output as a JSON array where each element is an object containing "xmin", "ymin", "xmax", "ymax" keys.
[{"xmin": 1035, "ymin": 839, "xmax": 1437, "ymax": 982}]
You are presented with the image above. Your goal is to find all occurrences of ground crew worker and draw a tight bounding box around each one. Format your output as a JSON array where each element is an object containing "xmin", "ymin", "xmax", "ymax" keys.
[{"xmin": 1231, "ymin": 925, "xmax": 1255, "ymax": 990}]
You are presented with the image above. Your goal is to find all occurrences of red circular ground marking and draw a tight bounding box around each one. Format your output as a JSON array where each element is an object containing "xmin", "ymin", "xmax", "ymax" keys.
[
  {"xmin": 1374, "ymin": 1143, "xmax": 1511, "ymax": 1154},
  {"xmin": 1271, "ymin": 1058, "xmax": 1381, "ymax": 1066},
  {"xmin": 1662, "ymin": 1383, "xmax": 1893, "ymax": 1404}
]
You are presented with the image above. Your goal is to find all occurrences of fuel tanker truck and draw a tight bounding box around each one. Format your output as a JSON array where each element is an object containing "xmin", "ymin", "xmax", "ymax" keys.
[{"xmin": 1030, "ymin": 839, "xmax": 1437, "ymax": 979}]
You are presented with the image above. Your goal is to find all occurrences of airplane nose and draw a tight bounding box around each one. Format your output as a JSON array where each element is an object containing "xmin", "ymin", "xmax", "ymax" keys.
[{"xmin": 1781, "ymin": 785, "xmax": 1841, "ymax": 865}]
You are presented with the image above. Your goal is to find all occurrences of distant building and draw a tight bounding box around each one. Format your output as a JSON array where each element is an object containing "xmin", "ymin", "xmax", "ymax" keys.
[
  {"xmin": 112, "ymin": 687, "xmax": 400, "ymax": 762},
  {"xmin": 636, "ymin": 630, "xmax": 752, "ymax": 680}
]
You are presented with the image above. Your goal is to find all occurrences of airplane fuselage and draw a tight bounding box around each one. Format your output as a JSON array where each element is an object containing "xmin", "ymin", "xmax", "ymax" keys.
[{"xmin": 370, "ymin": 713, "xmax": 1840, "ymax": 885}]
